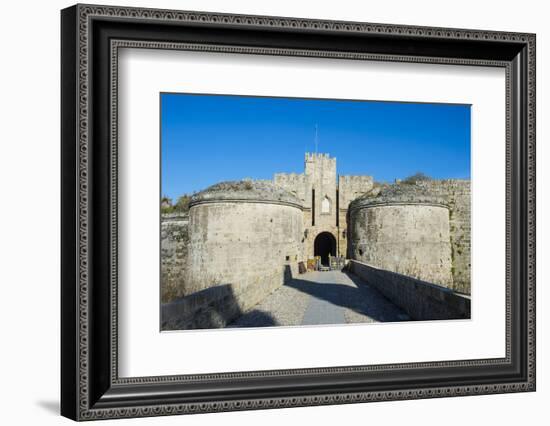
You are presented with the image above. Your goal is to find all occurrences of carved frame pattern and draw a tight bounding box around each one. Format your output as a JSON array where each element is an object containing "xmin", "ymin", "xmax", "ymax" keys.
[{"xmin": 61, "ymin": 3, "xmax": 536, "ymax": 421}]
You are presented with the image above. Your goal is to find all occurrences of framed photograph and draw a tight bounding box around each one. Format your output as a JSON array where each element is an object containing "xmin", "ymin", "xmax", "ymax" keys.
[{"xmin": 61, "ymin": 4, "xmax": 536, "ymax": 421}]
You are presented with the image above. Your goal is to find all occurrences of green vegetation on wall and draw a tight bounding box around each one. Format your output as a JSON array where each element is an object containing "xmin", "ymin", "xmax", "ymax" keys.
[
  {"xmin": 161, "ymin": 194, "xmax": 192, "ymax": 214},
  {"xmin": 401, "ymin": 172, "xmax": 432, "ymax": 185}
]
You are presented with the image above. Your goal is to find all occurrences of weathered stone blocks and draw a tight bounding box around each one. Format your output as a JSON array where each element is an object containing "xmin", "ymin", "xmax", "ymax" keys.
[
  {"xmin": 349, "ymin": 195, "xmax": 453, "ymax": 288},
  {"xmin": 160, "ymin": 155, "xmax": 472, "ymax": 331},
  {"xmin": 348, "ymin": 260, "xmax": 470, "ymax": 320},
  {"xmin": 160, "ymin": 215, "xmax": 189, "ymax": 303},
  {"xmin": 161, "ymin": 181, "xmax": 304, "ymax": 329}
]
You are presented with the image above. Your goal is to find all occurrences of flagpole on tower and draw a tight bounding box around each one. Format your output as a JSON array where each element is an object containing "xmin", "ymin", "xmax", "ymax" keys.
[{"xmin": 315, "ymin": 124, "xmax": 318, "ymax": 154}]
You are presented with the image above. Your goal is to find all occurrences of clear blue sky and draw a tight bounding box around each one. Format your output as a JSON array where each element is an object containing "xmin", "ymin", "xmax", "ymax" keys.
[{"xmin": 161, "ymin": 93, "xmax": 470, "ymax": 201}]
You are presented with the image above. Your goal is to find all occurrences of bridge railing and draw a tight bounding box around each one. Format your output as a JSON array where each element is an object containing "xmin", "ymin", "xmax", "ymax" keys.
[{"xmin": 347, "ymin": 260, "xmax": 470, "ymax": 321}]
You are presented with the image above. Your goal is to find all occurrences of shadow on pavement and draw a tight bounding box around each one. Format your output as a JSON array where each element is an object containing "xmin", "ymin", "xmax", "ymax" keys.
[
  {"xmin": 227, "ymin": 309, "xmax": 278, "ymax": 328},
  {"xmin": 285, "ymin": 272, "xmax": 410, "ymax": 323}
]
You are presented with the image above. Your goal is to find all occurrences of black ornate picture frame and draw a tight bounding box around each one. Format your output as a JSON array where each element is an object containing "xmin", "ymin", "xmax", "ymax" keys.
[{"xmin": 61, "ymin": 4, "xmax": 536, "ymax": 421}]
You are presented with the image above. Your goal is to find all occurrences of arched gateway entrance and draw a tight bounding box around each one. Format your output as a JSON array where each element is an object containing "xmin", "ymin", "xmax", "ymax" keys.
[{"xmin": 314, "ymin": 232, "xmax": 337, "ymax": 266}]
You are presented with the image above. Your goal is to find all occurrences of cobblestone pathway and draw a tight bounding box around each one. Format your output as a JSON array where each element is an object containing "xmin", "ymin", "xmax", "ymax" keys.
[{"xmin": 228, "ymin": 270, "xmax": 410, "ymax": 328}]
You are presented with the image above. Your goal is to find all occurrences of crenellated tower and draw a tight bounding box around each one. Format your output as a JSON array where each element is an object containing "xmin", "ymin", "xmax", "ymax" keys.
[{"xmin": 273, "ymin": 152, "xmax": 375, "ymax": 263}]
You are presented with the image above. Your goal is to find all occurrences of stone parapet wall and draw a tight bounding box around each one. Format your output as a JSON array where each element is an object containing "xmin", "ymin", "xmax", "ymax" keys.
[
  {"xmin": 162, "ymin": 264, "xmax": 297, "ymax": 330},
  {"xmin": 348, "ymin": 260, "xmax": 470, "ymax": 320}
]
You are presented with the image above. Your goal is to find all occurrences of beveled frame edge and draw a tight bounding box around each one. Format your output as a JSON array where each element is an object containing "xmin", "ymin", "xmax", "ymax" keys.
[{"xmin": 61, "ymin": 3, "xmax": 536, "ymax": 421}]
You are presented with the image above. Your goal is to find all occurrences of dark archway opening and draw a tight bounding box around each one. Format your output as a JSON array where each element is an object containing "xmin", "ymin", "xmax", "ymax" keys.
[{"xmin": 314, "ymin": 232, "xmax": 337, "ymax": 266}]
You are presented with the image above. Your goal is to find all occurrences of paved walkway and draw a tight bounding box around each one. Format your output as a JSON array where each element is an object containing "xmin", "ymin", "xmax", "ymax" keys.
[{"xmin": 228, "ymin": 270, "xmax": 410, "ymax": 328}]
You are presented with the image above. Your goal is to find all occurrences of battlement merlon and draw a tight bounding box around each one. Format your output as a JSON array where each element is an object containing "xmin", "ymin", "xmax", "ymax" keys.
[
  {"xmin": 305, "ymin": 152, "xmax": 336, "ymax": 162},
  {"xmin": 304, "ymin": 153, "xmax": 337, "ymax": 178},
  {"xmin": 339, "ymin": 175, "xmax": 374, "ymax": 183},
  {"xmin": 274, "ymin": 172, "xmax": 306, "ymax": 181},
  {"xmin": 338, "ymin": 175, "xmax": 375, "ymax": 210}
]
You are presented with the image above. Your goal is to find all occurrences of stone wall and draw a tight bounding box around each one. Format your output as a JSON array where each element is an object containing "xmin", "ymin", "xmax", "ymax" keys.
[
  {"xmin": 161, "ymin": 181, "xmax": 304, "ymax": 330},
  {"xmin": 338, "ymin": 175, "xmax": 374, "ymax": 257},
  {"xmin": 274, "ymin": 153, "xmax": 341, "ymax": 259},
  {"xmin": 160, "ymin": 214, "xmax": 189, "ymax": 303},
  {"xmin": 273, "ymin": 172, "xmax": 308, "ymax": 206},
  {"xmin": 339, "ymin": 175, "xmax": 374, "ymax": 210},
  {"xmin": 349, "ymin": 198, "xmax": 453, "ymax": 288},
  {"xmin": 348, "ymin": 260, "xmax": 470, "ymax": 320},
  {"xmin": 417, "ymin": 180, "xmax": 471, "ymax": 294},
  {"xmin": 349, "ymin": 180, "xmax": 470, "ymax": 294},
  {"xmin": 303, "ymin": 153, "xmax": 338, "ymax": 260},
  {"xmin": 160, "ymin": 158, "xmax": 471, "ymax": 330}
]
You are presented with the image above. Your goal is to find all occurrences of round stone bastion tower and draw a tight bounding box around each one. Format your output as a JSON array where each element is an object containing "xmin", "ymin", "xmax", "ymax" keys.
[
  {"xmin": 183, "ymin": 180, "xmax": 304, "ymax": 328},
  {"xmin": 349, "ymin": 185, "xmax": 453, "ymax": 288}
]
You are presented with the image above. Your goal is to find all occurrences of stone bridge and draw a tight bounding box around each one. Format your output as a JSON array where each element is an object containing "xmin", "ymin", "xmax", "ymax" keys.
[
  {"xmin": 228, "ymin": 270, "xmax": 410, "ymax": 328},
  {"xmin": 162, "ymin": 264, "xmax": 470, "ymax": 330}
]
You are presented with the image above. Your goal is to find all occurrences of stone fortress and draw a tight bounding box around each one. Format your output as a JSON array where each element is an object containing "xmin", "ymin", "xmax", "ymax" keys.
[{"xmin": 161, "ymin": 153, "xmax": 471, "ymax": 330}]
